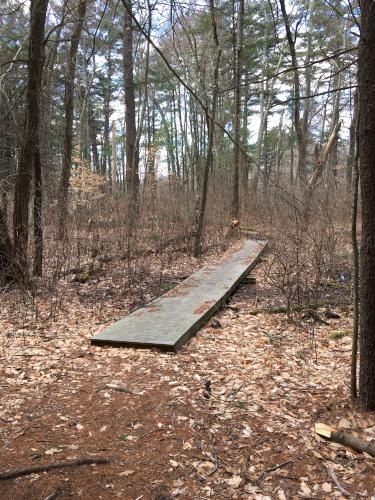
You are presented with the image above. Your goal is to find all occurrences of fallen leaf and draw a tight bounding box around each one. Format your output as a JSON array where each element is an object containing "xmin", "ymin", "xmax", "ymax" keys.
[
  {"xmin": 118, "ymin": 470, "xmax": 135, "ymax": 477},
  {"xmin": 338, "ymin": 418, "xmax": 351, "ymax": 429},
  {"xmin": 299, "ymin": 482, "xmax": 311, "ymax": 495},
  {"xmin": 225, "ymin": 475, "xmax": 242, "ymax": 488},
  {"xmin": 45, "ymin": 448, "xmax": 62, "ymax": 455},
  {"xmin": 322, "ymin": 482, "xmax": 332, "ymax": 493}
]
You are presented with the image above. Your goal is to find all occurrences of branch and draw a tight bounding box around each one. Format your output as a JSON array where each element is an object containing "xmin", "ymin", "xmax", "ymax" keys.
[
  {"xmin": 0, "ymin": 457, "xmax": 111, "ymax": 481},
  {"xmin": 221, "ymin": 47, "xmax": 358, "ymax": 94},
  {"xmin": 274, "ymin": 85, "xmax": 358, "ymax": 106},
  {"xmin": 0, "ymin": 59, "xmax": 28, "ymax": 68}
]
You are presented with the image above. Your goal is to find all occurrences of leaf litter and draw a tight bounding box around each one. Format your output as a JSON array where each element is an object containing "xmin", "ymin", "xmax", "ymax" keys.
[{"xmin": 0, "ymin": 244, "xmax": 374, "ymax": 498}]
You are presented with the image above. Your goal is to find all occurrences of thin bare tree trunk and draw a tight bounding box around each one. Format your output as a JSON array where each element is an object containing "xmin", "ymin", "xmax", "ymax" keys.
[
  {"xmin": 347, "ymin": 91, "xmax": 358, "ymax": 191},
  {"xmin": 33, "ymin": 139, "xmax": 43, "ymax": 276},
  {"xmin": 40, "ymin": 2, "xmax": 66, "ymax": 180},
  {"xmin": 111, "ymin": 120, "xmax": 117, "ymax": 190},
  {"xmin": 351, "ymin": 108, "xmax": 360, "ymax": 400},
  {"xmin": 194, "ymin": 0, "xmax": 221, "ymax": 257},
  {"xmin": 279, "ymin": 0, "xmax": 307, "ymax": 183},
  {"xmin": 252, "ymin": 47, "xmax": 284, "ymax": 193},
  {"xmin": 0, "ymin": 204, "xmax": 12, "ymax": 280},
  {"xmin": 89, "ymin": 100, "xmax": 100, "ymax": 173},
  {"xmin": 58, "ymin": 0, "xmax": 87, "ymax": 240},
  {"xmin": 123, "ymin": 0, "xmax": 139, "ymax": 214},
  {"xmin": 301, "ymin": 0, "xmax": 315, "ymax": 146},
  {"xmin": 231, "ymin": 0, "xmax": 244, "ymax": 220}
]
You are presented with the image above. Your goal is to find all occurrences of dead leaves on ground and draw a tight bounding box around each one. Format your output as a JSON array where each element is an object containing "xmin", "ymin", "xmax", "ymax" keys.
[{"xmin": 0, "ymin": 251, "xmax": 374, "ymax": 498}]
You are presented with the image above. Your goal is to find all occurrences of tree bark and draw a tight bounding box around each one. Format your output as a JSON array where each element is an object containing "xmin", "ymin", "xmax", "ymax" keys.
[
  {"xmin": 111, "ymin": 120, "xmax": 117, "ymax": 190},
  {"xmin": 351, "ymin": 107, "xmax": 360, "ymax": 400},
  {"xmin": 194, "ymin": 0, "xmax": 221, "ymax": 257},
  {"xmin": 0, "ymin": 204, "xmax": 12, "ymax": 281},
  {"xmin": 40, "ymin": 2, "xmax": 66, "ymax": 182},
  {"xmin": 279, "ymin": 0, "xmax": 307, "ymax": 183},
  {"xmin": 89, "ymin": 100, "xmax": 100, "ymax": 173},
  {"xmin": 358, "ymin": 0, "xmax": 375, "ymax": 410},
  {"xmin": 231, "ymin": 0, "xmax": 244, "ymax": 220},
  {"xmin": 12, "ymin": 0, "xmax": 49, "ymax": 280},
  {"xmin": 33, "ymin": 139, "xmax": 43, "ymax": 276},
  {"xmin": 58, "ymin": 0, "xmax": 87, "ymax": 240},
  {"xmin": 123, "ymin": 0, "xmax": 139, "ymax": 215},
  {"xmin": 347, "ymin": 91, "xmax": 358, "ymax": 190}
]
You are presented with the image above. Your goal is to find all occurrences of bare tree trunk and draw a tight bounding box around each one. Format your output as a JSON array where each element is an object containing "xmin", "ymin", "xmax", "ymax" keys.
[
  {"xmin": 252, "ymin": 46, "xmax": 284, "ymax": 193},
  {"xmin": 13, "ymin": 0, "xmax": 49, "ymax": 279},
  {"xmin": 40, "ymin": 2, "xmax": 66, "ymax": 180},
  {"xmin": 358, "ymin": 0, "xmax": 375, "ymax": 410},
  {"xmin": 123, "ymin": 0, "xmax": 139, "ymax": 214},
  {"xmin": 347, "ymin": 91, "xmax": 358, "ymax": 190},
  {"xmin": 231, "ymin": 0, "xmax": 244, "ymax": 220},
  {"xmin": 58, "ymin": 0, "xmax": 87, "ymax": 240},
  {"xmin": 33, "ymin": 139, "xmax": 43, "ymax": 276},
  {"xmin": 111, "ymin": 120, "xmax": 117, "ymax": 190},
  {"xmin": 0, "ymin": 204, "xmax": 12, "ymax": 280},
  {"xmin": 194, "ymin": 0, "xmax": 221, "ymax": 257},
  {"xmin": 89, "ymin": 100, "xmax": 100, "ymax": 173},
  {"xmin": 279, "ymin": 0, "xmax": 307, "ymax": 183},
  {"xmin": 301, "ymin": 0, "xmax": 315, "ymax": 149},
  {"xmin": 351, "ymin": 108, "xmax": 360, "ymax": 400},
  {"xmin": 102, "ymin": 53, "xmax": 112, "ymax": 176},
  {"xmin": 275, "ymin": 109, "xmax": 285, "ymax": 181}
]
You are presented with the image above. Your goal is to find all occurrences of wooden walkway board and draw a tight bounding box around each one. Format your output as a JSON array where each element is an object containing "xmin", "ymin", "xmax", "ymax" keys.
[{"xmin": 91, "ymin": 239, "xmax": 266, "ymax": 351}]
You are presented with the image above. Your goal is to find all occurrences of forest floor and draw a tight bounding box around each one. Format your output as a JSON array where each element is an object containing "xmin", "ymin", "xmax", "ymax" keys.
[{"xmin": 0, "ymin": 240, "xmax": 374, "ymax": 500}]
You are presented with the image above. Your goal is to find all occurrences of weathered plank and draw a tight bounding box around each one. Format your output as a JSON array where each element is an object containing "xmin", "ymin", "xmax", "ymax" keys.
[{"xmin": 91, "ymin": 239, "xmax": 266, "ymax": 351}]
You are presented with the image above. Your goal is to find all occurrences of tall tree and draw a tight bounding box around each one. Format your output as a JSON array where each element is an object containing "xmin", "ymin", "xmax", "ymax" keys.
[
  {"xmin": 231, "ymin": 0, "xmax": 244, "ymax": 220},
  {"xmin": 358, "ymin": 0, "xmax": 375, "ymax": 410},
  {"xmin": 58, "ymin": 0, "xmax": 87, "ymax": 240},
  {"xmin": 111, "ymin": 119, "xmax": 117, "ymax": 189},
  {"xmin": 279, "ymin": 0, "xmax": 307, "ymax": 183},
  {"xmin": 122, "ymin": 0, "xmax": 139, "ymax": 214},
  {"xmin": 13, "ymin": 0, "xmax": 49, "ymax": 279},
  {"xmin": 194, "ymin": 0, "xmax": 222, "ymax": 256}
]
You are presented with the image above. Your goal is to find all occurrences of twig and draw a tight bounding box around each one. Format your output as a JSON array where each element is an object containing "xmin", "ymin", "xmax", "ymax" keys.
[
  {"xmin": 326, "ymin": 466, "xmax": 351, "ymax": 498},
  {"xmin": 2, "ymin": 427, "xmax": 30, "ymax": 450},
  {"xmin": 256, "ymin": 459, "xmax": 294, "ymax": 483},
  {"xmin": 206, "ymin": 434, "xmax": 219, "ymax": 477},
  {"xmin": 136, "ymin": 428, "xmax": 163, "ymax": 440},
  {"xmin": 0, "ymin": 457, "xmax": 111, "ymax": 481},
  {"xmin": 43, "ymin": 489, "xmax": 61, "ymax": 500},
  {"xmin": 105, "ymin": 384, "xmax": 136, "ymax": 395}
]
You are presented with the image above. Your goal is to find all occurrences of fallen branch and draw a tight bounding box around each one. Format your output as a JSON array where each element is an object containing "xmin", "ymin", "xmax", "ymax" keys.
[
  {"xmin": 256, "ymin": 459, "xmax": 293, "ymax": 483},
  {"xmin": 326, "ymin": 465, "xmax": 351, "ymax": 498},
  {"xmin": 105, "ymin": 383, "xmax": 136, "ymax": 395},
  {"xmin": 315, "ymin": 423, "xmax": 375, "ymax": 457},
  {"xmin": 0, "ymin": 456, "xmax": 111, "ymax": 481},
  {"xmin": 301, "ymin": 309, "xmax": 330, "ymax": 325},
  {"xmin": 43, "ymin": 489, "xmax": 61, "ymax": 500}
]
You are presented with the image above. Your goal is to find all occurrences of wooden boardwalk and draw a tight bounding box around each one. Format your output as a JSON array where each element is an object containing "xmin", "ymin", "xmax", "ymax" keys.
[{"xmin": 91, "ymin": 239, "xmax": 266, "ymax": 351}]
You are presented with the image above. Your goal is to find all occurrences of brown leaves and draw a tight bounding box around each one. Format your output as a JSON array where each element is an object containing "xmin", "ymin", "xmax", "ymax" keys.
[{"xmin": 0, "ymin": 250, "xmax": 372, "ymax": 498}]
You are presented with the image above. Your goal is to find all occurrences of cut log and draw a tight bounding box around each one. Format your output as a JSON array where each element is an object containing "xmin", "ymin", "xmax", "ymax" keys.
[{"xmin": 315, "ymin": 422, "xmax": 375, "ymax": 457}]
